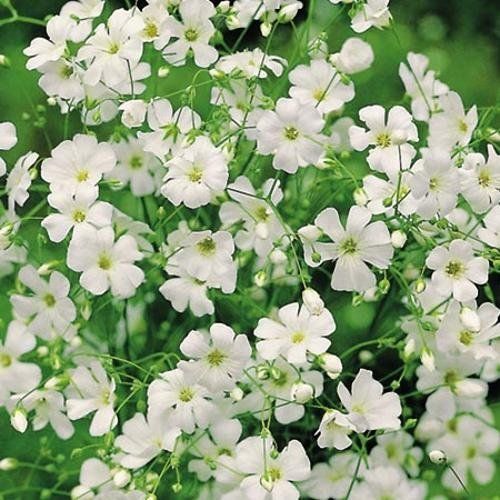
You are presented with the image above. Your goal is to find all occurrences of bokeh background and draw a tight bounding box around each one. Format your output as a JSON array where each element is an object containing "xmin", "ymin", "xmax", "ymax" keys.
[{"xmin": 0, "ymin": 0, "xmax": 499, "ymax": 498}]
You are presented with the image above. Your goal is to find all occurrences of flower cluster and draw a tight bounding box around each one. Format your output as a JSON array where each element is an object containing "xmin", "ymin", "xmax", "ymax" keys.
[{"xmin": 0, "ymin": 0, "xmax": 499, "ymax": 498}]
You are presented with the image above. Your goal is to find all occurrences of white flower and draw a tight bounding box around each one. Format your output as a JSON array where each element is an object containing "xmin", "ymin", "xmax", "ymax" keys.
[
  {"xmin": 478, "ymin": 205, "xmax": 500, "ymax": 248},
  {"xmin": 161, "ymin": 136, "xmax": 228, "ymax": 208},
  {"xmin": 255, "ymin": 302, "xmax": 336, "ymax": 364},
  {"xmin": 369, "ymin": 431, "xmax": 423, "ymax": 477},
  {"xmin": 432, "ymin": 415, "xmax": 499, "ymax": 491},
  {"xmin": 167, "ymin": 228, "xmax": 237, "ymax": 293},
  {"xmin": 23, "ymin": 15, "xmax": 71, "ymax": 70},
  {"xmin": 351, "ymin": 0, "xmax": 392, "ymax": 33},
  {"xmin": 147, "ymin": 368, "xmax": 216, "ymax": 433},
  {"xmin": 11, "ymin": 389, "xmax": 74, "ymax": 439},
  {"xmin": 110, "ymin": 137, "xmax": 161, "ymax": 197},
  {"xmin": 41, "ymin": 134, "xmax": 116, "ymax": 194},
  {"xmin": 67, "ymin": 226, "xmax": 144, "ymax": 298},
  {"xmin": 38, "ymin": 60, "xmax": 84, "ymax": 103},
  {"xmin": 337, "ymin": 368, "xmax": 402, "ymax": 432},
  {"xmin": 188, "ymin": 419, "xmax": 242, "ymax": 481},
  {"xmin": 6, "ymin": 152, "xmax": 38, "ymax": 211},
  {"xmin": 350, "ymin": 466, "xmax": 426, "ymax": 500},
  {"xmin": 119, "ymin": 99, "xmax": 147, "ymax": 128},
  {"xmin": 10, "ymin": 265, "xmax": 76, "ymax": 337},
  {"xmin": 115, "ymin": 410, "xmax": 181, "ymax": 469},
  {"xmin": 77, "ymin": 8, "xmax": 145, "ymax": 86},
  {"xmin": 436, "ymin": 301, "xmax": 500, "ymax": 360},
  {"xmin": 316, "ymin": 410, "xmax": 355, "ymax": 450},
  {"xmin": 159, "ymin": 267, "xmax": 215, "ymax": 317},
  {"xmin": 425, "ymin": 240, "xmax": 489, "ymax": 302},
  {"xmin": 302, "ymin": 288, "xmax": 325, "ymax": 315},
  {"xmin": 460, "ymin": 146, "xmax": 500, "ymax": 213},
  {"xmin": 42, "ymin": 187, "xmax": 113, "ymax": 242},
  {"xmin": 399, "ymin": 52, "xmax": 448, "ymax": 121},
  {"xmin": 159, "ymin": 0, "xmax": 218, "ymax": 67},
  {"xmin": 288, "ymin": 59, "xmax": 354, "ymax": 114},
  {"xmin": 256, "ymin": 97, "xmax": 325, "ymax": 173},
  {"xmin": 301, "ymin": 452, "xmax": 361, "ymax": 500},
  {"xmin": 313, "ymin": 205, "xmax": 393, "ymax": 292},
  {"xmin": 0, "ymin": 322, "xmax": 41, "ymax": 394},
  {"xmin": 139, "ymin": 99, "xmax": 201, "ymax": 158},
  {"xmin": 429, "ymin": 91, "xmax": 478, "ymax": 149},
  {"xmin": 0, "ymin": 122, "xmax": 17, "ymax": 176},
  {"xmin": 349, "ymin": 104, "xmax": 418, "ymax": 175},
  {"xmin": 234, "ymin": 436, "xmax": 311, "ymax": 500},
  {"xmin": 219, "ymin": 176, "xmax": 285, "ymax": 257},
  {"xmin": 332, "ymin": 37, "xmax": 374, "ymax": 74},
  {"xmin": 71, "ymin": 458, "xmax": 114, "ymax": 499},
  {"xmin": 216, "ymin": 48, "xmax": 286, "ymax": 79},
  {"xmin": 410, "ymin": 148, "xmax": 460, "ymax": 218},
  {"xmin": 66, "ymin": 360, "xmax": 118, "ymax": 436},
  {"xmin": 179, "ymin": 323, "xmax": 252, "ymax": 391}
]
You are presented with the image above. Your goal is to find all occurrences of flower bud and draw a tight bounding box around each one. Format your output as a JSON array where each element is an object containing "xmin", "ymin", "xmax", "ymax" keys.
[
  {"xmin": 0, "ymin": 458, "xmax": 18, "ymax": 471},
  {"xmin": 415, "ymin": 278, "xmax": 426, "ymax": 293},
  {"xmin": 37, "ymin": 345, "xmax": 49, "ymax": 357},
  {"xmin": 0, "ymin": 54, "xmax": 11, "ymax": 67},
  {"xmin": 254, "ymin": 270, "xmax": 267, "ymax": 287},
  {"xmin": 119, "ymin": 100, "xmax": 147, "ymax": 128},
  {"xmin": 157, "ymin": 66, "xmax": 170, "ymax": 78},
  {"xmin": 391, "ymin": 230, "xmax": 407, "ymax": 248},
  {"xmin": 47, "ymin": 96, "xmax": 57, "ymax": 106},
  {"xmin": 421, "ymin": 348, "xmax": 435, "ymax": 372},
  {"xmin": 278, "ymin": 3, "xmax": 300, "ymax": 22},
  {"xmin": 113, "ymin": 469, "xmax": 131, "ymax": 488},
  {"xmin": 353, "ymin": 187, "xmax": 368, "ymax": 206},
  {"xmin": 230, "ymin": 386, "xmax": 244, "ymax": 401},
  {"xmin": 71, "ymin": 486, "xmax": 91, "ymax": 499},
  {"xmin": 171, "ymin": 483, "xmax": 182, "ymax": 493},
  {"xmin": 256, "ymin": 365, "xmax": 270, "ymax": 380},
  {"xmin": 460, "ymin": 306, "xmax": 480, "ymax": 332},
  {"xmin": 403, "ymin": 338, "xmax": 416, "ymax": 360},
  {"xmin": 320, "ymin": 353, "xmax": 342, "ymax": 379},
  {"xmin": 359, "ymin": 350, "xmax": 373, "ymax": 364},
  {"xmin": 11, "ymin": 408, "xmax": 28, "ymax": 433},
  {"xmin": 335, "ymin": 38, "xmax": 374, "ymax": 74},
  {"xmin": 269, "ymin": 248, "xmax": 287, "ymax": 264},
  {"xmin": 291, "ymin": 382, "xmax": 314, "ymax": 404},
  {"xmin": 302, "ymin": 288, "xmax": 324, "ymax": 315},
  {"xmin": 428, "ymin": 449, "xmax": 447, "ymax": 464},
  {"xmin": 260, "ymin": 21, "xmax": 272, "ymax": 37}
]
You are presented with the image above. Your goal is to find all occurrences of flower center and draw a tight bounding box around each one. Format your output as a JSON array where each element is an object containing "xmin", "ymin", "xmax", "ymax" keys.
[
  {"xmin": 351, "ymin": 403, "xmax": 366, "ymax": 414},
  {"xmin": 108, "ymin": 42, "xmax": 120, "ymax": 54},
  {"xmin": 445, "ymin": 260, "xmax": 464, "ymax": 278},
  {"xmin": 101, "ymin": 389, "xmax": 112, "ymax": 405},
  {"xmin": 44, "ymin": 293, "xmax": 56, "ymax": 307},
  {"xmin": 196, "ymin": 237, "xmax": 216, "ymax": 256},
  {"xmin": 129, "ymin": 155, "xmax": 143, "ymax": 170},
  {"xmin": 206, "ymin": 348, "xmax": 226, "ymax": 367},
  {"xmin": 143, "ymin": 20, "xmax": 159, "ymax": 39},
  {"xmin": 291, "ymin": 331, "xmax": 305, "ymax": 344},
  {"xmin": 459, "ymin": 330, "xmax": 474, "ymax": 346},
  {"xmin": 98, "ymin": 253, "xmax": 112, "ymax": 270},
  {"xmin": 339, "ymin": 237, "xmax": 358, "ymax": 256},
  {"xmin": 478, "ymin": 169, "xmax": 491, "ymax": 188},
  {"xmin": 376, "ymin": 132, "xmax": 392, "ymax": 148},
  {"xmin": 271, "ymin": 370, "xmax": 288, "ymax": 387},
  {"xmin": 444, "ymin": 370, "xmax": 459, "ymax": 387},
  {"xmin": 72, "ymin": 209, "xmax": 86, "ymax": 223},
  {"xmin": 184, "ymin": 28, "xmax": 199, "ymax": 42},
  {"xmin": 313, "ymin": 88, "xmax": 326, "ymax": 102},
  {"xmin": 283, "ymin": 126, "xmax": 299, "ymax": 141},
  {"xmin": 255, "ymin": 205, "xmax": 270, "ymax": 222},
  {"xmin": 265, "ymin": 467, "xmax": 282, "ymax": 482},
  {"xmin": 458, "ymin": 119, "xmax": 468, "ymax": 133},
  {"xmin": 188, "ymin": 166, "xmax": 203, "ymax": 183},
  {"xmin": 179, "ymin": 387, "xmax": 195, "ymax": 403},
  {"xmin": 76, "ymin": 169, "xmax": 90, "ymax": 183},
  {"xmin": 0, "ymin": 352, "xmax": 12, "ymax": 368},
  {"xmin": 429, "ymin": 176, "xmax": 440, "ymax": 191},
  {"xmin": 466, "ymin": 446, "xmax": 476, "ymax": 459},
  {"xmin": 59, "ymin": 64, "xmax": 73, "ymax": 79}
]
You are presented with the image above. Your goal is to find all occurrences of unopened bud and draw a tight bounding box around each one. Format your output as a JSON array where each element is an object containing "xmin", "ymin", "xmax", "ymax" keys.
[
  {"xmin": 302, "ymin": 288, "xmax": 325, "ymax": 315},
  {"xmin": 353, "ymin": 187, "xmax": 368, "ymax": 206},
  {"xmin": 415, "ymin": 279, "xmax": 426, "ymax": 293},
  {"xmin": 291, "ymin": 382, "xmax": 314, "ymax": 404},
  {"xmin": 391, "ymin": 230, "xmax": 407, "ymax": 248},
  {"xmin": 359, "ymin": 350, "xmax": 373, "ymax": 364},
  {"xmin": 269, "ymin": 248, "xmax": 287, "ymax": 264},
  {"xmin": 429, "ymin": 449, "xmax": 447, "ymax": 464},
  {"xmin": 11, "ymin": 408, "xmax": 28, "ymax": 433},
  {"xmin": 0, "ymin": 458, "xmax": 18, "ymax": 470},
  {"xmin": 230, "ymin": 386, "xmax": 244, "ymax": 401},
  {"xmin": 158, "ymin": 66, "xmax": 170, "ymax": 78},
  {"xmin": 113, "ymin": 469, "xmax": 131, "ymax": 488},
  {"xmin": 320, "ymin": 353, "xmax": 342, "ymax": 379}
]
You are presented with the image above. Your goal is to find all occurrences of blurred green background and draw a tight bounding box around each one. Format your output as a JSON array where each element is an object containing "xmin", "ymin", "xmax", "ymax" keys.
[{"xmin": 0, "ymin": 0, "xmax": 499, "ymax": 498}]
